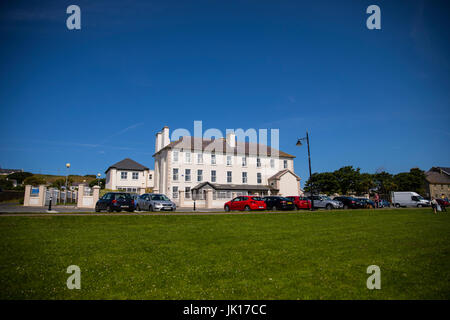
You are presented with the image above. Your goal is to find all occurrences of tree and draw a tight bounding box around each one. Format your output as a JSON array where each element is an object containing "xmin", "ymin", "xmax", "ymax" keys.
[
  {"xmin": 51, "ymin": 178, "xmax": 66, "ymax": 189},
  {"xmin": 304, "ymin": 172, "xmax": 340, "ymax": 195},
  {"xmin": 355, "ymin": 173, "xmax": 375, "ymax": 195},
  {"xmin": 373, "ymin": 171, "xmax": 395, "ymax": 196},
  {"xmin": 89, "ymin": 178, "xmax": 106, "ymax": 189},
  {"xmin": 6, "ymin": 172, "xmax": 33, "ymax": 184},
  {"xmin": 333, "ymin": 166, "xmax": 361, "ymax": 195},
  {"xmin": 23, "ymin": 175, "xmax": 46, "ymax": 186},
  {"xmin": 393, "ymin": 168, "xmax": 426, "ymax": 195}
]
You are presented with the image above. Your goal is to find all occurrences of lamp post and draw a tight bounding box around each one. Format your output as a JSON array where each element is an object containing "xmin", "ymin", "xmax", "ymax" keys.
[
  {"xmin": 97, "ymin": 173, "xmax": 101, "ymax": 186},
  {"xmin": 296, "ymin": 131, "xmax": 314, "ymax": 211},
  {"xmin": 64, "ymin": 163, "xmax": 70, "ymax": 205}
]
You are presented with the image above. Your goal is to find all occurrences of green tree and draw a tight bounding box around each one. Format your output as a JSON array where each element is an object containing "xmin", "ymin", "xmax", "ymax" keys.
[
  {"xmin": 355, "ymin": 173, "xmax": 375, "ymax": 195},
  {"xmin": 23, "ymin": 175, "xmax": 46, "ymax": 186},
  {"xmin": 333, "ymin": 166, "xmax": 361, "ymax": 195},
  {"xmin": 51, "ymin": 178, "xmax": 66, "ymax": 189},
  {"xmin": 6, "ymin": 172, "xmax": 33, "ymax": 184},
  {"xmin": 304, "ymin": 172, "xmax": 340, "ymax": 195},
  {"xmin": 89, "ymin": 178, "xmax": 106, "ymax": 189},
  {"xmin": 393, "ymin": 168, "xmax": 426, "ymax": 195},
  {"xmin": 373, "ymin": 171, "xmax": 396, "ymax": 196}
]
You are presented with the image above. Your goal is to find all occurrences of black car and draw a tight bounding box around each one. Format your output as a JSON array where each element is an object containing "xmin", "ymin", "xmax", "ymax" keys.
[
  {"xmin": 333, "ymin": 196, "xmax": 363, "ymax": 209},
  {"xmin": 95, "ymin": 192, "xmax": 135, "ymax": 212},
  {"xmin": 263, "ymin": 196, "xmax": 296, "ymax": 211}
]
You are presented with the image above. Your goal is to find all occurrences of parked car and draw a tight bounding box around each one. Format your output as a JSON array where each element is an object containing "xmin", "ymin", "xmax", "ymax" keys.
[
  {"xmin": 378, "ymin": 199, "xmax": 391, "ymax": 208},
  {"xmin": 224, "ymin": 196, "xmax": 266, "ymax": 211},
  {"xmin": 136, "ymin": 193, "xmax": 176, "ymax": 211},
  {"xmin": 333, "ymin": 196, "xmax": 363, "ymax": 209},
  {"xmin": 436, "ymin": 198, "xmax": 449, "ymax": 208},
  {"xmin": 95, "ymin": 192, "xmax": 135, "ymax": 212},
  {"xmin": 130, "ymin": 193, "xmax": 139, "ymax": 208},
  {"xmin": 391, "ymin": 191, "xmax": 430, "ymax": 208},
  {"xmin": 356, "ymin": 198, "xmax": 375, "ymax": 209},
  {"xmin": 308, "ymin": 195, "xmax": 343, "ymax": 210},
  {"xmin": 286, "ymin": 196, "xmax": 311, "ymax": 210},
  {"xmin": 263, "ymin": 196, "xmax": 296, "ymax": 211}
]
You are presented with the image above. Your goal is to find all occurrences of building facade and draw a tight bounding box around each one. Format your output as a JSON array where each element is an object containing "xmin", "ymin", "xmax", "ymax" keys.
[
  {"xmin": 153, "ymin": 126, "xmax": 301, "ymax": 208},
  {"xmin": 105, "ymin": 158, "xmax": 154, "ymax": 193},
  {"xmin": 425, "ymin": 167, "xmax": 450, "ymax": 199}
]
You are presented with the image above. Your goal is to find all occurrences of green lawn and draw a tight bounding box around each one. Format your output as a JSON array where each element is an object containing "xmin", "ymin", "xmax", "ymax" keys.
[{"xmin": 0, "ymin": 209, "xmax": 449, "ymax": 299}]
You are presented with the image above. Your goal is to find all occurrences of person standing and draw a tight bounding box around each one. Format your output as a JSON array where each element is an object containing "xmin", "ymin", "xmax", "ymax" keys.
[{"xmin": 431, "ymin": 197, "xmax": 438, "ymax": 214}]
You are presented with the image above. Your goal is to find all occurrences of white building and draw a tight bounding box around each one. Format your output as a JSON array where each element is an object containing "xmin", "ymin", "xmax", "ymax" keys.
[
  {"xmin": 153, "ymin": 126, "xmax": 301, "ymax": 208},
  {"xmin": 105, "ymin": 158, "xmax": 154, "ymax": 193}
]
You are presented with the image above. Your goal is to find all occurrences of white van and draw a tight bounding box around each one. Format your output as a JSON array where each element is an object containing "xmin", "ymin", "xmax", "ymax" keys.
[{"xmin": 391, "ymin": 192, "xmax": 430, "ymax": 208}]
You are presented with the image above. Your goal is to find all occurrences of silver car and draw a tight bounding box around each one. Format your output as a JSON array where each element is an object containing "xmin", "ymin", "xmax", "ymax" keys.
[
  {"xmin": 136, "ymin": 193, "xmax": 177, "ymax": 212},
  {"xmin": 310, "ymin": 195, "xmax": 343, "ymax": 210}
]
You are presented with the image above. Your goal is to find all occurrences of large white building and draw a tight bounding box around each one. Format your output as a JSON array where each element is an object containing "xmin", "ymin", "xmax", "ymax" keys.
[
  {"xmin": 105, "ymin": 158, "xmax": 154, "ymax": 193},
  {"xmin": 153, "ymin": 126, "xmax": 301, "ymax": 208}
]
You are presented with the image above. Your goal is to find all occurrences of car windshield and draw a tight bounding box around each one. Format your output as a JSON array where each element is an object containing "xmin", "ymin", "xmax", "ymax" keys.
[
  {"xmin": 281, "ymin": 197, "xmax": 291, "ymax": 201},
  {"xmin": 251, "ymin": 197, "xmax": 263, "ymax": 201},
  {"xmin": 322, "ymin": 196, "xmax": 331, "ymax": 200},
  {"xmin": 115, "ymin": 193, "xmax": 131, "ymax": 200},
  {"xmin": 151, "ymin": 194, "xmax": 170, "ymax": 201}
]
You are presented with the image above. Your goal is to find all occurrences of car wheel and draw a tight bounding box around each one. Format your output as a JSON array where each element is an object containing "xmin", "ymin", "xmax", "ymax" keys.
[
  {"xmin": 326, "ymin": 204, "xmax": 332, "ymax": 210},
  {"xmin": 107, "ymin": 205, "xmax": 113, "ymax": 213},
  {"xmin": 127, "ymin": 209, "xmax": 134, "ymax": 212},
  {"xmin": 272, "ymin": 205, "xmax": 277, "ymax": 211},
  {"xmin": 224, "ymin": 205, "xmax": 230, "ymax": 212},
  {"xmin": 417, "ymin": 204, "xmax": 423, "ymax": 208},
  {"xmin": 343, "ymin": 205, "xmax": 348, "ymax": 209},
  {"xmin": 95, "ymin": 206, "xmax": 100, "ymax": 212},
  {"xmin": 116, "ymin": 209, "xmax": 122, "ymax": 213},
  {"xmin": 395, "ymin": 203, "xmax": 400, "ymax": 208},
  {"xmin": 149, "ymin": 205, "xmax": 154, "ymax": 212},
  {"xmin": 244, "ymin": 205, "xmax": 251, "ymax": 211}
]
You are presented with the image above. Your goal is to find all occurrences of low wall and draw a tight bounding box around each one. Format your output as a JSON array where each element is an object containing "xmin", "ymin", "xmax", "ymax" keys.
[{"xmin": 0, "ymin": 191, "xmax": 25, "ymax": 203}]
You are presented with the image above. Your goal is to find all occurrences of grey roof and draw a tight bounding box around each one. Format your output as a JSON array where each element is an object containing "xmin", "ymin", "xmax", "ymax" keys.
[
  {"xmin": 105, "ymin": 158, "xmax": 149, "ymax": 173},
  {"xmin": 154, "ymin": 136, "xmax": 295, "ymax": 158},
  {"xmin": 191, "ymin": 181, "xmax": 277, "ymax": 191},
  {"xmin": 425, "ymin": 167, "xmax": 450, "ymax": 184}
]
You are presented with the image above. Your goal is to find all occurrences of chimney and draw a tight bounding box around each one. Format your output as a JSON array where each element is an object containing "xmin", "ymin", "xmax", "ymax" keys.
[
  {"xmin": 162, "ymin": 126, "xmax": 170, "ymax": 148},
  {"xmin": 155, "ymin": 132, "xmax": 162, "ymax": 153},
  {"xmin": 226, "ymin": 132, "xmax": 236, "ymax": 148}
]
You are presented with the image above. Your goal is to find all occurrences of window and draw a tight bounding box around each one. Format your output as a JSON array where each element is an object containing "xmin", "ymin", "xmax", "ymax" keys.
[
  {"xmin": 242, "ymin": 172, "xmax": 248, "ymax": 183},
  {"xmin": 226, "ymin": 155, "xmax": 232, "ymax": 166},
  {"xmin": 172, "ymin": 186, "xmax": 178, "ymax": 199},
  {"xmin": 173, "ymin": 168, "xmax": 179, "ymax": 181},
  {"xmin": 197, "ymin": 169, "xmax": 203, "ymax": 182},
  {"xmin": 257, "ymin": 172, "xmax": 262, "ymax": 184},
  {"xmin": 173, "ymin": 150, "xmax": 179, "ymax": 162},
  {"xmin": 197, "ymin": 153, "xmax": 203, "ymax": 164},
  {"xmin": 185, "ymin": 187, "xmax": 191, "ymax": 199},
  {"xmin": 270, "ymin": 159, "xmax": 275, "ymax": 168},
  {"xmin": 149, "ymin": 174, "xmax": 152, "ymax": 180},
  {"xmin": 257, "ymin": 158, "xmax": 261, "ymax": 167},
  {"xmin": 211, "ymin": 154, "xmax": 216, "ymax": 165},
  {"xmin": 211, "ymin": 170, "xmax": 216, "ymax": 182},
  {"xmin": 132, "ymin": 172, "xmax": 139, "ymax": 180},
  {"xmin": 120, "ymin": 172, "xmax": 128, "ymax": 180},
  {"xmin": 185, "ymin": 152, "xmax": 191, "ymax": 163},
  {"xmin": 185, "ymin": 169, "xmax": 191, "ymax": 182},
  {"xmin": 284, "ymin": 160, "xmax": 288, "ymax": 169},
  {"xmin": 227, "ymin": 171, "xmax": 232, "ymax": 183},
  {"xmin": 242, "ymin": 157, "xmax": 247, "ymax": 167}
]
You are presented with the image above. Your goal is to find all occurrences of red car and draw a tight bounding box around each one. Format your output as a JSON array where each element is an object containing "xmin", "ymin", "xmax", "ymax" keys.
[
  {"xmin": 286, "ymin": 196, "xmax": 311, "ymax": 210},
  {"xmin": 224, "ymin": 196, "xmax": 267, "ymax": 211},
  {"xmin": 436, "ymin": 198, "xmax": 449, "ymax": 207}
]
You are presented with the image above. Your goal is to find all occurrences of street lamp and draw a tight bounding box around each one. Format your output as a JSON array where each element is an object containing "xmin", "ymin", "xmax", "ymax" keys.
[
  {"xmin": 64, "ymin": 163, "xmax": 70, "ymax": 205},
  {"xmin": 97, "ymin": 173, "xmax": 101, "ymax": 186},
  {"xmin": 296, "ymin": 131, "xmax": 314, "ymax": 211}
]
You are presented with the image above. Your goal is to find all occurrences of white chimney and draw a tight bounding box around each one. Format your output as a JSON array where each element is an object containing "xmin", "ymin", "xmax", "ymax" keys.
[
  {"xmin": 162, "ymin": 126, "xmax": 170, "ymax": 148},
  {"xmin": 155, "ymin": 132, "xmax": 162, "ymax": 153},
  {"xmin": 226, "ymin": 132, "xmax": 236, "ymax": 148}
]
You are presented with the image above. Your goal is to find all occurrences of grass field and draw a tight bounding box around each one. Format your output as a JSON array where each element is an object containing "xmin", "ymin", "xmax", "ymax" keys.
[{"xmin": 0, "ymin": 209, "xmax": 449, "ymax": 299}]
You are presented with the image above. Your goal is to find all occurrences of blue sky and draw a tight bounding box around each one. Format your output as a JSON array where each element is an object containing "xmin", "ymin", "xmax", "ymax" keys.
[{"xmin": 0, "ymin": 0, "xmax": 449, "ymax": 185}]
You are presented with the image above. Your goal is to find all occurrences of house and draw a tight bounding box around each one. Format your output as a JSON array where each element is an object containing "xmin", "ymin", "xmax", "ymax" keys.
[
  {"xmin": 0, "ymin": 168, "xmax": 23, "ymax": 176},
  {"xmin": 425, "ymin": 167, "xmax": 450, "ymax": 199},
  {"xmin": 105, "ymin": 158, "xmax": 154, "ymax": 193},
  {"xmin": 152, "ymin": 126, "xmax": 301, "ymax": 208}
]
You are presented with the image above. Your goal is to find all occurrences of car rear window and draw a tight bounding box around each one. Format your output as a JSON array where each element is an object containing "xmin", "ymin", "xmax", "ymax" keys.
[
  {"xmin": 251, "ymin": 197, "xmax": 263, "ymax": 201},
  {"xmin": 115, "ymin": 193, "xmax": 131, "ymax": 200}
]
